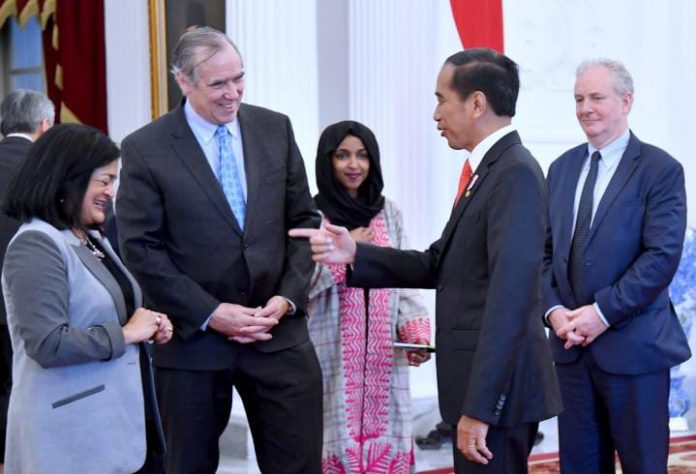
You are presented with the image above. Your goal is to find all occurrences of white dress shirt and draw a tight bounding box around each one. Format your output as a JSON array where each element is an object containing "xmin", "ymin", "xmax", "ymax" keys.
[{"xmin": 467, "ymin": 123, "xmax": 517, "ymax": 175}]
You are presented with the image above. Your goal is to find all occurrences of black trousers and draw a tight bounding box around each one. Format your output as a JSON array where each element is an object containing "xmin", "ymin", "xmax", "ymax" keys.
[
  {"xmin": 0, "ymin": 325, "xmax": 12, "ymax": 464},
  {"xmin": 452, "ymin": 421, "xmax": 538, "ymax": 474},
  {"xmin": 155, "ymin": 340, "xmax": 323, "ymax": 474}
]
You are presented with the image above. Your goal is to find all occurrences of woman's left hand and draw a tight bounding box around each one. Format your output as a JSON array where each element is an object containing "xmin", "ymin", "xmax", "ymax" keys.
[
  {"xmin": 349, "ymin": 226, "xmax": 375, "ymax": 243},
  {"xmin": 406, "ymin": 338, "xmax": 431, "ymax": 367},
  {"xmin": 152, "ymin": 313, "xmax": 174, "ymax": 344}
]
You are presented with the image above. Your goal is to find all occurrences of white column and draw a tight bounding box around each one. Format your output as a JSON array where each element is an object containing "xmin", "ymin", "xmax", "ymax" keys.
[
  {"xmin": 347, "ymin": 1, "xmax": 461, "ymax": 248},
  {"xmin": 227, "ymin": 0, "xmax": 319, "ymax": 187},
  {"xmin": 347, "ymin": 0, "xmax": 463, "ymax": 400},
  {"xmin": 104, "ymin": 0, "xmax": 152, "ymax": 144}
]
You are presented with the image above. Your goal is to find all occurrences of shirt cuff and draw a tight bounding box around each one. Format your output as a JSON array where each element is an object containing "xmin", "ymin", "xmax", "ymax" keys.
[
  {"xmin": 593, "ymin": 302, "xmax": 610, "ymax": 327},
  {"xmin": 200, "ymin": 311, "xmax": 214, "ymax": 331},
  {"xmin": 544, "ymin": 305, "xmax": 565, "ymax": 324},
  {"xmin": 283, "ymin": 298, "xmax": 296, "ymax": 315}
]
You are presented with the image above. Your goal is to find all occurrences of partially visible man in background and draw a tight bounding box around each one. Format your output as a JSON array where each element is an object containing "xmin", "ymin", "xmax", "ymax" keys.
[{"xmin": 0, "ymin": 89, "xmax": 54, "ymax": 473}]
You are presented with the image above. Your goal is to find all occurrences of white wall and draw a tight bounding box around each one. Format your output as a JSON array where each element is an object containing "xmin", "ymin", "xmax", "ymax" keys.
[
  {"xmin": 105, "ymin": 0, "xmax": 696, "ymax": 401},
  {"xmin": 104, "ymin": 0, "xmax": 152, "ymax": 144}
]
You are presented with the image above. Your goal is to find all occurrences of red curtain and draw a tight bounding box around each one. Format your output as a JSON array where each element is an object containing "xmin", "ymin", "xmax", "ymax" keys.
[
  {"xmin": 47, "ymin": 0, "xmax": 108, "ymax": 133},
  {"xmin": 450, "ymin": 0, "xmax": 504, "ymax": 52},
  {"xmin": 1, "ymin": 0, "xmax": 108, "ymax": 133}
]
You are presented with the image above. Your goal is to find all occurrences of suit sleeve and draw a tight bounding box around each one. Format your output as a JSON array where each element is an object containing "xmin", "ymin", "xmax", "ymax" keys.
[
  {"xmin": 541, "ymin": 162, "xmax": 564, "ymax": 321},
  {"xmin": 462, "ymin": 161, "xmax": 547, "ymax": 424},
  {"xmin": 348, "ymin": 196, "xmax": 439, "ymax": 289},
  {"xmin": 349, "ymin": 242, "xmax": 439, "ymax": 290},
  {"xmin": 276, "ymin": 117, "xmax": 321, "ymax": 314},
  {"xmin": 594, "ymin": 159, "xmax": 687, "ymax": 325},
  {"xmin": 117, "ymin": 138, "xmax": 220, "ymax": 338},
  {"xmin": 3, "ymin": 231, "xmax": 126, "ymax": 367}
]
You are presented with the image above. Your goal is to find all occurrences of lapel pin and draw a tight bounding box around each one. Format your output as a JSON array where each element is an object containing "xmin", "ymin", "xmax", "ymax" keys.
[{"xmin": 465, "ymin": 174, "xmax": 479, "ymax": 198}]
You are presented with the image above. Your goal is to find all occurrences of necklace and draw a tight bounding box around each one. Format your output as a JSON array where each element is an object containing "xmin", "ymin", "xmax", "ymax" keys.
[{"xmin": 73, "ymin": 230, "xmax": 106, "ymax": 261}]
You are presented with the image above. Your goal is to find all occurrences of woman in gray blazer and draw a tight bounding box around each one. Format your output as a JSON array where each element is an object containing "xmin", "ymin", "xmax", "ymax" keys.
[{"xmin": 1, "ymin": 124, "xmax": 173, "ymax": 473}]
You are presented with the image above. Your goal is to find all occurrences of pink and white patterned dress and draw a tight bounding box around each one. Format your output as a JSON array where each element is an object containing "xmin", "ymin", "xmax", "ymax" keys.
[{"xmin": 308, "ymin": 199, "xmax": 431, "ymax": 474}]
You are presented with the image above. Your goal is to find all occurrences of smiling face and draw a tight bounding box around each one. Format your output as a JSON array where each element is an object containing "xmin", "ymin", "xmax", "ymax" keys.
[
  {"xmin": 332, "ymin": 135, "xmax": 370, "ymax": 198},
  {"xmin": 176, "ymin": 43, "xmax": 245, "ymax": 125},
  {"xmin": 80, "ymin": 160, "xmax": 118, "ymax": 227},
  {"xmin": 574, "ymin": 65, "xmax": 632, "ymax": 149}
]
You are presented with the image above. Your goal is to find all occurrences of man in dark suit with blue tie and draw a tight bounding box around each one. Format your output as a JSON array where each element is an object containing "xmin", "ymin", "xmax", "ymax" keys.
[
  {"xmin": 543, "ymin": 58, "xmax": 691, "ymax": 473},
  {"xmin": 116, "ymin": 27, "xmax": 322, "ymax": 473},
  {"xmin": 0, "ymin": 89, "xmax": 54, "ymax": 471}
]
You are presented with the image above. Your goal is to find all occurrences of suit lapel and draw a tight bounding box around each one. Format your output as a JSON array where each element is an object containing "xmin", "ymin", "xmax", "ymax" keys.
[
  {"xmin": 559, "ymin": 146, "xmax": 589, "ymax": 261},
  {"xmin": 168, "ymin": 105, "xmax": 243, "ymax": 235},
  {"xmin": 586, "ymin": 132, "xmax": 641, "ymax": 246},
  {"xmin": 238, "ymin": 107, "xmax": 263, "ymax": 232},
  {"xmin": 66, "ymin": 234, "xmax": 129, "ymax": 325},
  {"xmin": 438, "ymin": 131, "xmax": 519, "ymax": 254},
  {"xmin": 440, "ymin": 162, "xmax": 489, "ymax": 247}
]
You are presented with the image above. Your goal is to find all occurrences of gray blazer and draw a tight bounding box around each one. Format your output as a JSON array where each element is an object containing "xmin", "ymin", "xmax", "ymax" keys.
[{"xmin": 1, "ymin": 219, "xmax": 147, "ymax": 473}]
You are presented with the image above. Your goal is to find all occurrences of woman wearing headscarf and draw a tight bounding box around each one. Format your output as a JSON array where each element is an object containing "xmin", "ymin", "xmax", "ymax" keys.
[
  {"xmin": 308, "ymin": 121, "xmax": 431, "ymax": 473},
  {"xmin": 1, "ymin": 124, "xmax": 171, "ymax": 473}
]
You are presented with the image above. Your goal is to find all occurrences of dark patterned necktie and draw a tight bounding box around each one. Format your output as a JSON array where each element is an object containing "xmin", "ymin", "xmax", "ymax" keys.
[{"xmin": 569, "ymin": 151, "xmax": 601, "ymax": 305}]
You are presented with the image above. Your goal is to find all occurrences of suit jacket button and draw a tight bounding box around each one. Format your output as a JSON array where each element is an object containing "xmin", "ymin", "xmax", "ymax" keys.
[{"xmin": 437, "ymin": 285, "xmax": 444, "ymax": 292}]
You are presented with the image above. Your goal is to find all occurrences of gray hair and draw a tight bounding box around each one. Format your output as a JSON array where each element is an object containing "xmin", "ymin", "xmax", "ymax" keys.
[
  {"xmin": 170, "ymin": 26, "xmax": 242, "ymax": 84},
  {"xmin": 576, "ymin": 58, "xmax": 634, "ymax": 96},
  {"xmin": 0, "ymin": 89, "xmax": 55, "ymax": 136}
]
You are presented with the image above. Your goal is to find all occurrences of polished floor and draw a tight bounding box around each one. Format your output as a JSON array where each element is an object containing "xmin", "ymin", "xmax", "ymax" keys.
[
  {"xmin": 216, "ymin": 415, "xmax": 556, "ymax": 473},
  {"xmin": 215, "ymin": 395, "xmax": 696, "ymax": 473}
]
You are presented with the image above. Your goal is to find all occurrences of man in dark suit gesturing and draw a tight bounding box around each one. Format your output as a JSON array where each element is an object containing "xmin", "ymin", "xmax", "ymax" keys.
[
  {"xmin": 116, "ymin": 27, "xmax": 322, "ymax": 473},
  {"xmin": 0, "ymin": 89, "xmax": 54, "ymax": 472},
  {"xmin": 543, "ymin": 58, "xmax": 691, "ymax": 473},
  {"xmin": 291, "ymin": 49, "xmax": 561, "ymax": 474}
]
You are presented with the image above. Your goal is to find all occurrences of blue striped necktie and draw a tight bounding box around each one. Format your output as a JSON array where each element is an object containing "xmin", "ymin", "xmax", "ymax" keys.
[
  {"xmin": 569, "ymin": 151, "xmax": 601, "ymax": 304},
  {"xmin": 215, "ymin": 125, "xmax": 246, "ymax": 230}
]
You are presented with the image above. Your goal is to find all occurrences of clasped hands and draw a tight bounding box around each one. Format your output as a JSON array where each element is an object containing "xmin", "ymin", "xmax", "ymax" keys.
[
  {"xmin": 209, "ymin": 295, "xmax": 289, "ymax": 344},
  {"xmin": 123, "ymin": 307, "xmax": 173, "ymax": 345},
  {"xmin": 548, "ymin": 304, "xmax": 608, "ymax": 349}
]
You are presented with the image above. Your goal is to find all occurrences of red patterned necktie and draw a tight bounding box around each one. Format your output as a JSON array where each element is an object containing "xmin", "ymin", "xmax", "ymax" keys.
[{"xmin": 454, "ymin": 159, "xmax": 473, "ymax": 206}]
